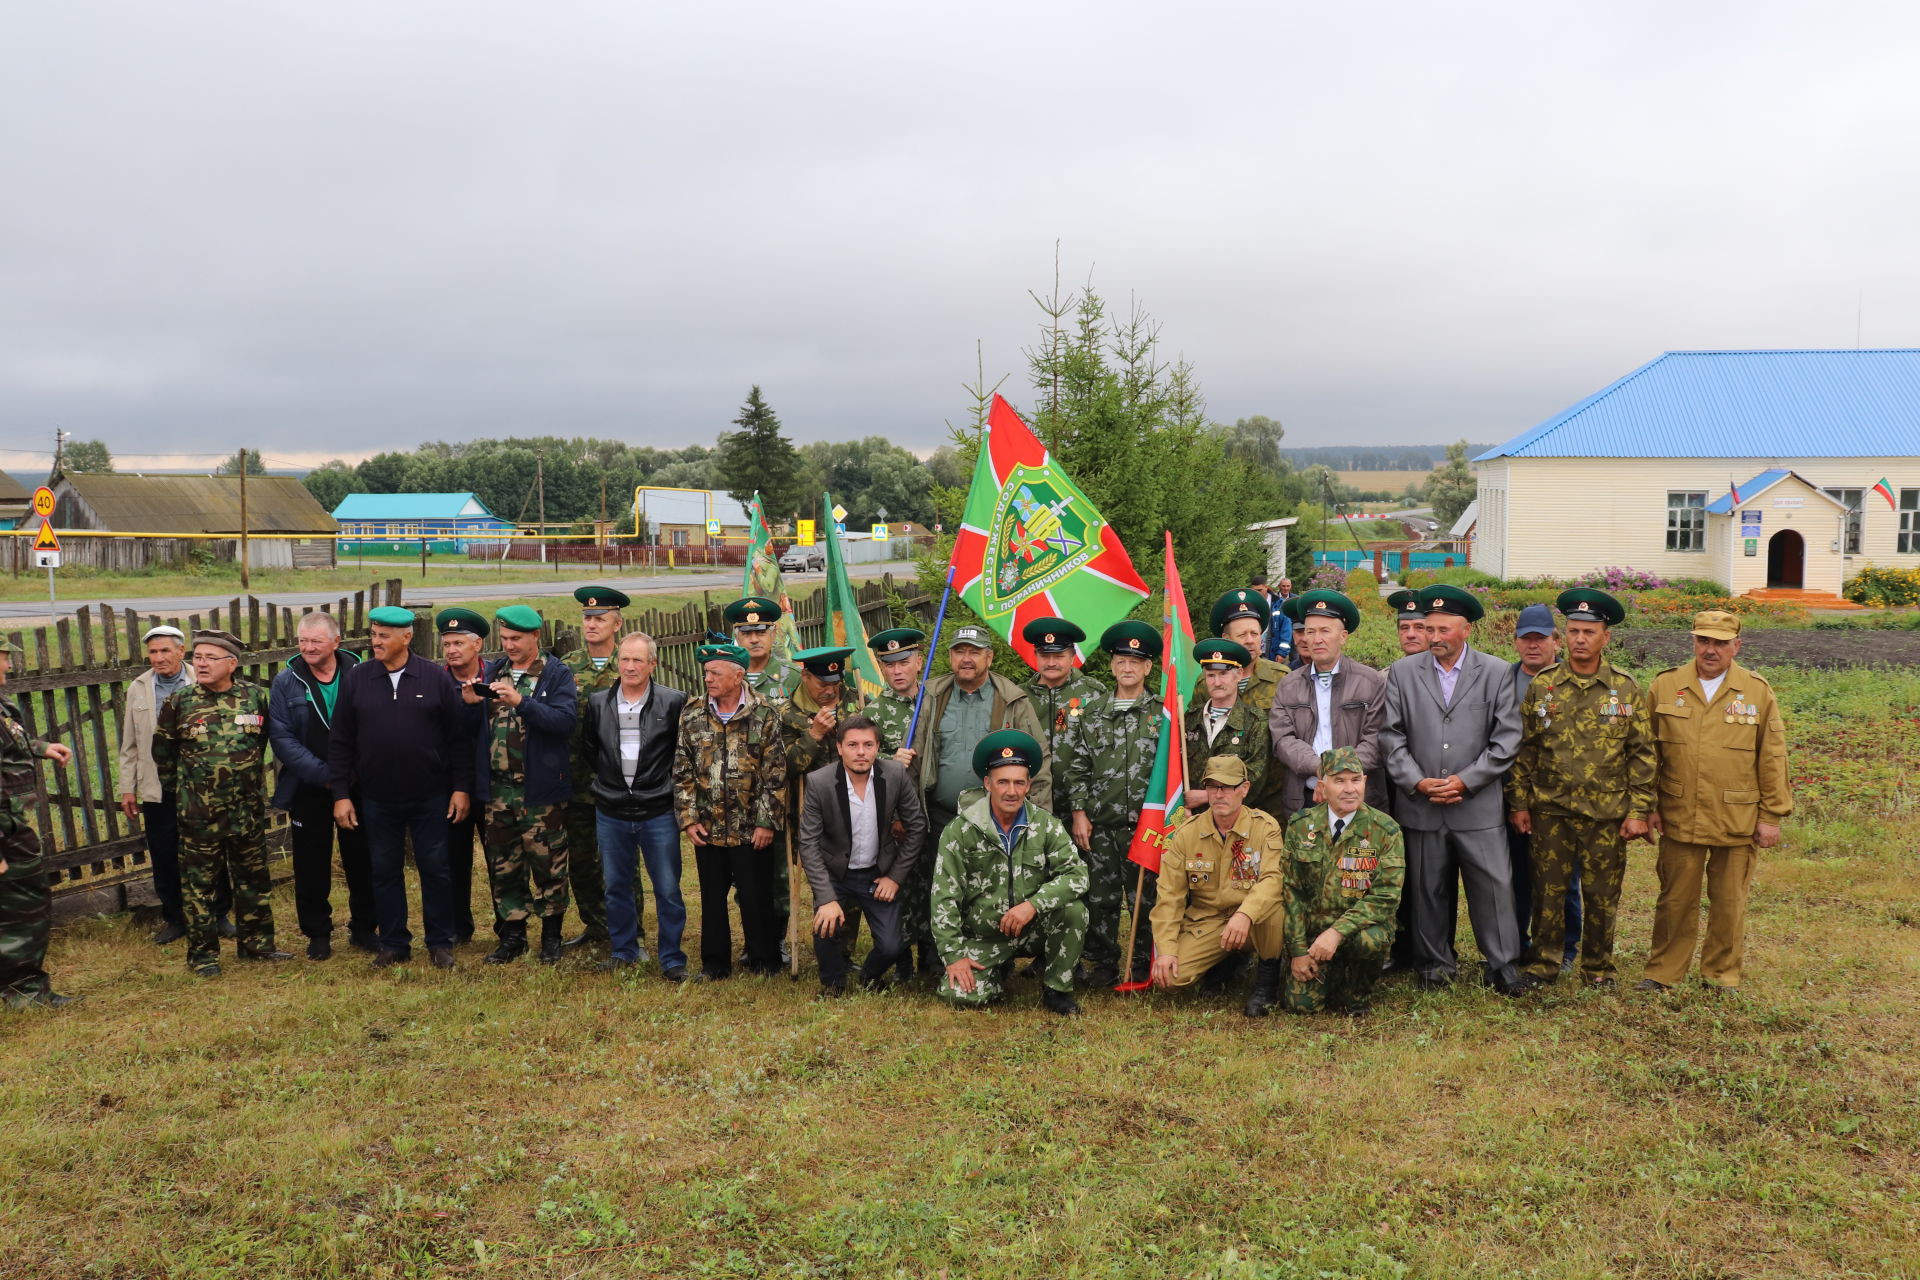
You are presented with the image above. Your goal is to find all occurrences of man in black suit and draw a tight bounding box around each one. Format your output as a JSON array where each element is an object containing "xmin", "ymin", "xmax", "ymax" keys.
[{"xmin": 797, "ymin": 714, "xmax": 928, "ymax": 996}]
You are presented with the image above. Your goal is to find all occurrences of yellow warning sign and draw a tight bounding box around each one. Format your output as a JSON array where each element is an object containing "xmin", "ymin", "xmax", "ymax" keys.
[
  {"xmin": 31, "ymin": 487, "xmax": 55, "ymax": 518},
  {"xmin": 33, "ymin": 519, "xmax": 61, "ymax": 552}
]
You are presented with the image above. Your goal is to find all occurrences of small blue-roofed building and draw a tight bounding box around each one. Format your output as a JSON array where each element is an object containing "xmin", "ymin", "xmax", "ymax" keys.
[
  {"xmin": 332, "ymin": 492, "xmax": 515, "ymax": 554},
  {"xmin": 1473, "ymin": 350, "xmax": 1920, "ymax": 598}
]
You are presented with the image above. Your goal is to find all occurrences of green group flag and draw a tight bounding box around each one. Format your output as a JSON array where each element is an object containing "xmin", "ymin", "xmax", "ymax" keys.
[
  {"xmin": 821, "ymin": 492, "xmax": 886, "ymax": 701},
  {"xmin": 743, "ymin": 491, "xmax": 799, "ymax": 658},
  {"xmin": 948, "ymin": 395, "xmax": 1151, "ymax": 667}
]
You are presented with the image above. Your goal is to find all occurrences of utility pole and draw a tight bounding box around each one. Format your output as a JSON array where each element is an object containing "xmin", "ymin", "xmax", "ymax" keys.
[
  {"xmin": 238, "ymin": 445, "xmax": 251, "ymax": 591},
  {"xmin": 536, "ymin": 454, "xmax": 547, "ymax": 566},
  {"xmin": 598, "ymin": 474, "xmax": 607, "ymax": 574}
]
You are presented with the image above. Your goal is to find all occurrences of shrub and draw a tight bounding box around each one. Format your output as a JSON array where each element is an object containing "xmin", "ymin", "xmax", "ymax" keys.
[
  {"xmin": 1343, "ymin": 567, "xmax": 1380, "ymax": 598},
  {"xmin": 1307, "ymin": 562, "xmax": 1348, "ymax": 592},
  {"xmin": 1844, "ymin": 565, "xmax": 1920, "ymax": 607}
]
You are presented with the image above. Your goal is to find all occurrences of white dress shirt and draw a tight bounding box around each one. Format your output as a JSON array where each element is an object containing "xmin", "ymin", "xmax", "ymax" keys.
[{"xmin": 845, "ymin": 773, "xmax": 880, "ymax": 871}]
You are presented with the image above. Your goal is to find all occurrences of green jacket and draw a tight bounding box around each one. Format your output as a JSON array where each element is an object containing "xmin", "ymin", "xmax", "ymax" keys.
[
  {"xmin": 913, "ymin": 672, "xmax": 1053, "ymax": 813},
  {"xmin": 1273, "ymin": 802, "xmax": 1404, "ymax": 958},
  {"xmin": 671, "ymin": 686, "xmax": 789, "ymax": 845},
  {"xmin": 1510, "ymin": 659, "xmax": 1657, "ymax": 822},
  {"xmin": 1024, "ymin": 670, "xmax": 1106, "ymax": 815},
  {"xmin": 1061, "ymin": 691, "xmax": 1159, "ymax": 827},
  {"xmin": 152, "ymin": 680, "xmax": 272, "ymax": 837},
  {"xmin": 777, "ymin": 685, "xmax": 864, "ymax": 779},
  {"xmin": 1183, "ymin": 698, "xmax": 1269, "ymax": 805},
  {"xmin": 744, "ymin": 656, "xmax": 801, "ymax": 704},
  {"xmin": 868, "ymin": 687, "xmax": 916, "ymax": 759},
  {"xmin": 930, "ymin": 795, "xmax": 1088, "ymax": 962},
  {"xmin": 0, "ymin": 693, "xmax": 50, "ymax": 840}
]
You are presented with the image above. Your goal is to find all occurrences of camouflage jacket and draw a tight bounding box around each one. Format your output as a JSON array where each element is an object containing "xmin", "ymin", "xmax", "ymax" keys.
[
  {"xmin": 743, "ymin": 656, "xmax": 801, "ymax": 704},
  {"xmin": 930, "ymin": 796, "xmax": 1088, "ymax": 962},
  {"xmin": 1061, "ymin": 690, "xmax": 1160, "ymax": 827},
  {"xmin": 1510, "ymin": 658, "xmax": 1657, "ymax": 822},
  {"xmin": 0, "ymin": 692, "xmax": 50, "ymax": 839},
  {"xmin": 777, "ymin": 685, "xmax": 864, "ymax": 779},
  {"xmin": 868, "ymin": 687, "xmax": 917, "ymax": 759},
  {"xmin": 562, "ymin": 646, "xmax": 621, "ymax": 799},
  {"xmin": 672, "ymin": 686, "xmax": 789, "ymax": 844},
  {"xmin": 1183, "ymin": 698, "xmax": 1269, "ymax": 805},
  {"xmin": 1150, "ymin": 804, "xmax": 1287, "ymax": 953},
  {"xmin": 1024, "ymin": 671, "xmax": 1106, "ymax": 815},
  {"xmin": 1265, "ymin": 803, "xmax": 1404, "ymax": 958},
  {"xmin": 152, "ymin": 680, "xmax": 272, "ymax": 836},
  {"xmin": 1239, "ymin": 657, "xmax": 1289, "ymax": 805}
]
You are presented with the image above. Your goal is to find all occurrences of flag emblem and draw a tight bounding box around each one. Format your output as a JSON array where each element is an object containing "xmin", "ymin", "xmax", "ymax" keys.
[{"xmin": 987, "ymin": 472, "xmax": 1097, "ymax": 606}]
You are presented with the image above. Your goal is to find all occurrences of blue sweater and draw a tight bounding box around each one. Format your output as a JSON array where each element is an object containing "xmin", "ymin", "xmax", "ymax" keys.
[{"xmin": 326, "ymin": 654, "xmax": 476, "ymax": 804}]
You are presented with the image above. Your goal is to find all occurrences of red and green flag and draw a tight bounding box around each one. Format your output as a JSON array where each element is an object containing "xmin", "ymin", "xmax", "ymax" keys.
[
  {"xmin": 1127, "ymin": 532, "xmax": 1197, "ymax": 877},
  {"xmin": 948, "ymin": 394, "xmax": 1150, "ymax": 666},
  {"xmin": 821, "ymin": 491, "xmax": 885, "ymax": 700},
  {"xmin": 743, "ymin": 491, "xmax": 798, "ymax": 658},
  {"xmin": 1872, "ymin": 477, "xmax": 1897, "ymax": 510}
]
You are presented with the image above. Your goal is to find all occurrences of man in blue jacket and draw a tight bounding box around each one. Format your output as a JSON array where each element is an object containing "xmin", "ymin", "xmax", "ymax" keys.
[
  {"xmin": 327, "ymin": 605, "xmax": 474, "ymax": 970},
  {"xmin": 268, "ymin": 610, "xmax": 373, "ymax": 961},
  {"xmin": 476, "ymin": 605, "xmax": 579, "ymax": 965}
]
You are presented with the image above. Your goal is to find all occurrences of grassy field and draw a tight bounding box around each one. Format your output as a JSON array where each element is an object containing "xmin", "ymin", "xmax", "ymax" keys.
[
  {"xmin": 0, "ymin": 559, "xmax": 728, "ymax": 604},
  {"xmin": 4, "ymin": 664, "xmax": 1916, "ymax": 1278},
  {"xmin": 1336, "ymin": 470, "xmax": 1431, "ymax": 495}
]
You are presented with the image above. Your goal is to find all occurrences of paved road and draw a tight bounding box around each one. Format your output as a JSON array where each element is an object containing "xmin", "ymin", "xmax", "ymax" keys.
[{"xmin": 0, "ymin": 561, "xmax": 922, "ymax": 626}]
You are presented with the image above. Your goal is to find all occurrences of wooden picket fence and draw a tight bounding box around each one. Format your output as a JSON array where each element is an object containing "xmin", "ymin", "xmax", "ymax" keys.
[{"xmin": 2, "ymin": 573, "xmax": 932, "ymax": 916}]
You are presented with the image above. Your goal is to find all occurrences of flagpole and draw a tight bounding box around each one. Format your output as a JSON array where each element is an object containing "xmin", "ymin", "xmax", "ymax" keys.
[{"xmin": 906, "ymin": 565, "xmax": 956, "ymax": 753}]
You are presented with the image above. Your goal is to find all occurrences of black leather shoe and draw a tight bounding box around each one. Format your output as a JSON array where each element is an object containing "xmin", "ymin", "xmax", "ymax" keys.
[
  {"xmin": 538, "ymin": 920, "xmax": 564, "ymax": 965},
  {"xmin": 1416, "ymin": 973, "xmax": 1454, "ymax": 991},
  {"xmin": 595, "ymin": 956, "xmax": 635, "ymax": 972},
  {"xmin": 1497, "ymin": 975, "xmax": 1538, "ymax": 998},
  {"xmin": 429, "ymin": 946, "xmax": 456, "ymax": 970},
  {"xmin": 1634, "ymin": 978, "xmax": 1670, "ymax": 993},
  {"xmin": 43, "ymin": 991, "xmax": 83, "ymax": 1008},
  {"xmin": 819, "ymin": 982, "xmax": 846, "ymax": 999},
  {"xmin": 1084, "ymin": 962, "xmax": 1120, "ymax": 989},
  {"xmin": 370, "ymin": 949, "xmax": 410, "ymax": 969},
  {"xmin": 661, "ymin": 965, "xmax": 687, "ymax": 983},
  {"xmin": 347, "ymin": 930, "xmax": 381, "ymax": 954},
  {"xmin": 1041, "ymin": 987, "xmax": 1083, "ymax": 1017},
  {"xmin": 215, "ymin": 917, "xmax": 238, "ymax": 939},
  {"xmin": 1244, "ymin": 959, "xmax": 1286, "ymax": 1017},
  {"xmin": 484, "ymin": 931, "xmax": 528, "ymax": 965},
  {"xmin": 306, "ymin": 936, "xmax": 332, "ymax": 961},
  {"xmin": 1200, "ymin": 951, "xmax": 1247, "ymax": 994},
  {"xmin": 152, "ymin": 921, "xmax": 187, "ymax": 946},
  {"xmin": 562, "ymin": 931, "xmax": 603, "ymax": 950},
  {"xmin": 241, "ymin": 948, "xmax": 293, "ymax": 962},
  {"xmin": 193, "ymin": 963, "xmax": 221, "ymax": 979}
]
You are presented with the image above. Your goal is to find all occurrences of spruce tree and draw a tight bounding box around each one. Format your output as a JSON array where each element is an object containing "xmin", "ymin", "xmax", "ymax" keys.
[{"xmin": 715, "ymin": 386, "xmax": 804, "ymax": 523}]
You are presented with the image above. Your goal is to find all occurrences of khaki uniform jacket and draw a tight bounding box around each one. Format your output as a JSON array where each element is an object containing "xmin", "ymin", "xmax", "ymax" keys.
[
  {"xmin": 1647, "ymin": 661, "xmax": 1791, "ymax": 846},
  {"xmin": 116, "ymin": 668, "xmax": 172, "ymax": 804},
  {"xmin": 910, "ymin": 672, "xmax": 1052, "ymax": 812},
  {"xmin": 1150, "ymin": 804, "xmax": 1286, "ymax": 954}
]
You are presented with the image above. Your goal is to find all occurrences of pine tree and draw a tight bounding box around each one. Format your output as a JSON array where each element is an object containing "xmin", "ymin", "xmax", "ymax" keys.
[{"xmin": 715, "ymin": 386, "xmax": 803, "ymax": 523}]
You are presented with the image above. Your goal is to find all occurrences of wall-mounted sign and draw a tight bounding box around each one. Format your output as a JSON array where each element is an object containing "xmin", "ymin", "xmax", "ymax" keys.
[{"xmin": 1744, "ymin": 538, "xmax": 1759, "ymax": 557}]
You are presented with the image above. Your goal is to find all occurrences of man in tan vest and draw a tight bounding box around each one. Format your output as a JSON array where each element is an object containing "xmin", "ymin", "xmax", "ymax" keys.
[{"xmin": 1641, "ymin": 611, "xmax": 1791, "ymax": 992}]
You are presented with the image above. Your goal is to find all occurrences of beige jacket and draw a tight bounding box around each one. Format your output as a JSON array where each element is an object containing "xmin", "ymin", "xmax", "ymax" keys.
[
  {"xmin": 1647, "ymin": 661, "xmax": 1792, "ymax": 847},
  {"xmin": 117, "ymin": 668, "xmax": 172, "ymax": 803}
]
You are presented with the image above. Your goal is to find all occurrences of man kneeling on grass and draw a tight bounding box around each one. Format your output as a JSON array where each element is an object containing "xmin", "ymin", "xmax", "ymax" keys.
[
  {"xmin": 1280, "ymin": 747, "xmax": 1404, "ymax": 1016},
  {"xmin": 931, "ymin": 730, "xmax": 1088, "ymax": 1017}
]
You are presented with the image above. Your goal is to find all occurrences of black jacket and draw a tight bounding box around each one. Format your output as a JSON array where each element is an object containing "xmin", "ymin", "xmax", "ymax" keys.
[
  {"xmin": 327, "ymin": 654, "xmax": 475, "ymax": 804},
  {"xmin": 796, "ymin": 758, "xmax": 928, "ymax": 906},
  {"xmin": 268, "ymin": 650, "xmax": 362, "ymax": 809},
  {"xmin": 579, "ymin": 680, "xmax": 687, "ymax": 819}
]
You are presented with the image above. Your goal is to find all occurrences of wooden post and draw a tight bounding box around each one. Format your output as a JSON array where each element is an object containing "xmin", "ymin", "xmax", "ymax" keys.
[{"xmin": 238, "ymin": 446, "xmax": 250, "ymax": 591}]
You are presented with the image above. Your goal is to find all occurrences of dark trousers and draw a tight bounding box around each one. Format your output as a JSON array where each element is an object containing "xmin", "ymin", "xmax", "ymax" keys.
[
  {"xmin": 144, "ymin": 793, "xmax": 229, "ymax": 928},
  {"xmin": 694, "ymin": 841, "xmax": 779, "ymax": 977},
  {"xmin": 0, "ymin": 835, "xmax": 51, "ymax": 1004},
  {"xmin": 361, "ymin": 795, "xmax": 455, "ymax": 952},
  {"xmin": 446, "ymin": 814, "xmax": 480, "ymax": 940},
  {"xmin": 812, "ymin": 866, "xmax": 904, "ymax": 988},
  {"xmin": 1507, "ymin": 825, "xmax": 1582, "ymax": 961},
  {"xmin": 1406, "ymin": 826, "xmax": 1522, "ymax": 987},
  {"xmin": 287, "ymin": 787, "xmax": 374, "ymax": 941}
]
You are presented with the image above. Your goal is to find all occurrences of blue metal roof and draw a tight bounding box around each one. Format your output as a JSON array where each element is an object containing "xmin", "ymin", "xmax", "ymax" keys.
[
  {"xmin": 332, "ymin": 492, "xmax": 501, "ymax": 521},
  {"xmin": 1477, "ymin": 350, "xmax": 1920, "ymax": 460},
  {"xmin": 1704, "ymin": 469, "xmax": 1790, "ymax": 514}
]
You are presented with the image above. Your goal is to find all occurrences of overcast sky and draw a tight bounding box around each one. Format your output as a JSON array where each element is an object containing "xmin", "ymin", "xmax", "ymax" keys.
[{"xmin": 4, "ymin": 1, "xmax": 1919, "ymax": 475}]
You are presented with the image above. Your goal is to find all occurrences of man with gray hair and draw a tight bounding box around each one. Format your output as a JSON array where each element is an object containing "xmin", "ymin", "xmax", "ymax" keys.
[
  {"xmin": 118, "ymin": 624, "xmax": 232, "ymax": 945},
  {"xmin": 269, "ymin": 610, "xmax": 374, "ymax": 961}
]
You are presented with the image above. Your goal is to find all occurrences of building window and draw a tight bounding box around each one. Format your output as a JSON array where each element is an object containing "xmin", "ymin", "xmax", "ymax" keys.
[
  {"xmin": 1666, "ymin": 491, "xmax": 1706, "ymax": 552},
  {"xmin": 1901, "ymin": 490, "xmax": 1920, "ymax": 554},
  {"xmin": 1822, "ymin": 489, "xmax": 1863, "ymax": 554}
]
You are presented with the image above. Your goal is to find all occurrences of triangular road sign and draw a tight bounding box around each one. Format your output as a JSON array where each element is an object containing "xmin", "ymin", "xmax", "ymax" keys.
[{"xmin": 33, "ymin": 519, "xmax": 61, "ymax": 552}]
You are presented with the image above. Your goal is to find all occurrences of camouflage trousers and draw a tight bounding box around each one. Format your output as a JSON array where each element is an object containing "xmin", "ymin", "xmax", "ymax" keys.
[
  {"xmin": 938, "ymin": 898, "xmax": 1089, "ymax": 1005},
  {"xmin": 1523, "ymin": 811, "xmax": 1627, "ymax": 982},
  {"xmin": 1283, "ymin": 921, "xmax": 1391, "ymax": 1013},
  {"xmin": 1082, "ymin": 825, "xmax": 1156, "ymax": 970},
  {"xmin": 484, "ymin": 801, "xmax": 570, "ymax": 924},
  {"xmin": 0, "ymin": 825, "xmax": 51, "ymax": 1007},
  {"xmin": 563, "ymin": 800, "xmax": 609, "ymax": 940},
  {"xmin": 181, "ymin": 824, "xmax": 276, "ymax": 971},
  {"xmin": 898, "ymin": 800, "xmax": 954, "ymax": 973}
]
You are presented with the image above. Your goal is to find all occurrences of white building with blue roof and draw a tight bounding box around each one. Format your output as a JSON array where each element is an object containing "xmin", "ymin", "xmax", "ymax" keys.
[
  {"xmin": 332, "ymin": 491, "xmax": 515, "ymax": 553},
  {"xmin": 1473, "ymin": 350, "xmax": 1920, "ymax": 598}
]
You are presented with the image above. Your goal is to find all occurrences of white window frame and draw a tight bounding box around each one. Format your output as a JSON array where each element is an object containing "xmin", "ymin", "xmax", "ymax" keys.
[
  {"xmin": 1900, "ymin": 490, "xmax": 1920, "ymax": 554},
  {"xmin": 1822, "ymin": 488, "xmax": 1863, "ymax": 555},
  {"xmin": 1666, "ymin": 491, "xmax": 1707, "ymax": 553}
]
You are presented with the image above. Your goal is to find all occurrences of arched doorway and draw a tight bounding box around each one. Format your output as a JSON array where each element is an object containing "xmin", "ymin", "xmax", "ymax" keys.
[{"xmin": 1767, "ymin": 529, "xmax": 1805, "ymax": 589}]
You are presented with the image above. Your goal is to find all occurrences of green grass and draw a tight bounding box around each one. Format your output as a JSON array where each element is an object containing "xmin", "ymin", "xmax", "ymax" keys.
[
  {"xmin": 0, "ymin": 559, "xmax": 732, "ymax": 604},
  {"xmin": 5, "ymin": 668, "xmax": 1918, "ymax": 1278}
]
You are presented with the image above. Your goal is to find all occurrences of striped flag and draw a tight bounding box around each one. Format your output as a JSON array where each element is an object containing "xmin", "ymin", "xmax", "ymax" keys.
[
  {"xmin": 1728, "ymin": 475, "xmax": 1744, "ymax": 507},
  {"xmin": 1127, "ymin": 532, "xmax": 1196, "ymax": 875},
  {"xmin": 1872, "ymin": 477, "xmax": 1897, "ymax": 510}
]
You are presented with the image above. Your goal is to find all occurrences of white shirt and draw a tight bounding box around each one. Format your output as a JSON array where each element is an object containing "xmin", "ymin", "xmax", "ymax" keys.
[
  {"xmin": 387, "ymin": 669, "xmax": 404, "ymax": 693},
  {"xmin": 1698, "ymin": 673, "xmax": 1726, "ymax": 704},
  {"xmin": 1327, "ymin": 803, "xmax": 1360, "ymax": 842},
  {"xmin": 616, "ymin": 686, "xmax": 651, "ymax": 774},
  {"xmin": 846, "ymin": 773, "xmax": 880, "ymax": 871},
  {"xmin": 1311, "ymin": 663, "xmax": 1341, "ymax": 757}
]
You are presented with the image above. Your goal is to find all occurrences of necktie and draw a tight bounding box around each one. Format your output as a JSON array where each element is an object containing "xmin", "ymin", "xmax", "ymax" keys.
[{"xmin": 1332, "ymin": 817, "xmax": 1346, "ymax": 842}]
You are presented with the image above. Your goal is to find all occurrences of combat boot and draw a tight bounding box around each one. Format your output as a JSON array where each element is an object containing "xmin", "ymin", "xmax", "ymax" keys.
[
  {"xmin": 1041, "ymin": 987, "xmax": 1083, "ymax": 1017},
  {"xmin": 538, "ymin": 917, "xmax": 564, "ymax": 964},
  {"xmin": 1243, "ymin": 958, "xmax": 1285, "ymax": 1017},
  {"xmin": 484, "ymin": 921, "xmax": 528, "ymax": 965}
]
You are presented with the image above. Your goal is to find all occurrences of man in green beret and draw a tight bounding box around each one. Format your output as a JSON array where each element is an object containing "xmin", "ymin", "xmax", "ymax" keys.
[
  {"xmin": 1183, "ymin": 639, "xmax": 1267, "ymax": 813},
  {"xmin": 865, "ymin": 627, "xmax": 925, "ymax": 761},
  {"xmin": 1269, "ymin": 590, "xmax": 1387, "ymax": 819},
  {"xmin": 1020, "ymin": 616, "xmax": 1102, "ymax": 820},
  {"xmin": 475, "ymin": 606, "xmax": 579, "ymax": 965},
  {"xmin": 436, "ymin": 608, "xmax": 491, "ymax": 944},
  {"xmin": 1211, "ymin": 589, "xmax": 1294, "ymax": 818},
  {"xmin": 557, "ymin": 585, "xmax": 632, "ymax": 951},
  {"xmin": 0, "ymin": 637, "xmax": 80, "ymax": 1008},
  {"xmin": 1387, "ymin": 590, "xmax": 1431, "ymax": 657},
  {"xmin": 930, "ymin": 729, "xmax": 1088, "ymax": 1015},
  {"xmin": 726, "ymin": 596, "xmax": 800, "ymax": 703},
  {"xmin": 1508, "ymin": 589, "xmax": 1656, "ymax": 991}
]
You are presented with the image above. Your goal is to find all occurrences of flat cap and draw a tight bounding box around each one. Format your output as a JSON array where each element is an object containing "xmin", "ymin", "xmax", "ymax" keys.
[
  {"xmin": 1557, "ymin": 588, "xmax": 1624, "ymax": 627},
  {"xmin": 1193, "ymin": 638, "xmax": 1252, "ymax": 670},
  {"xmin": 1198, "ymin": 755, "xmax": 1248, "ymax": 787},
  {"xmin": 794, "ymin": 645, "xmax": 854, "ymax": 683},
  {"xmin": 436, "ymin": 607, "xmax": 489, "ymax": 638},
  {"xmin": 574, "ymin": 585, "xmax": 630, "ymax": 614},
  {"xmin": 973, "ymin": 728, "xmax": 1042, "ymax": 778},
  {"xmin": 725, "ymin": 596, "xmax": 782, "ymax": 630},
  {"xmin": 1690, "ymin": 609, "xmax": 1742, "ymax": 640},
  {"xmin": 1318, "ymin": 746, "xmax": 1366, "ymax": 777},
  {"xmin": 1295, "ymin": 589, "xmax": 1361, "ymax": 632},
  {"xmin": 141, "ymin": 624, "xmax": 187, "ymax": 644},
  {"xmin": 368, "ymin": 605, "xmax": 416, "ymax": 628},
  {"xmin": 494, "ymin": 605, "xmax": 544, "ymax": 634},
  {"xmin": 1209, "ymin": 589, "xmax": 1271, "ymax": 636},
  {"xmin": 1021, "ymin": 616, "xmax": 1085, "ymax": 653},
  {"xmin": 1100, "ymin": 619, "xmax": 1163, "ymax": 659},
  {"xmin": 867, "ymin": 627, "xmax": 925, "ymax": 663},
  {"xmin": 1416, "ymin": 584, "xmax": 1483, "ymax": 623},
  {"xmin": 191, "ymin": 629, "xmax": 245, "ymax": 660},
  {"xmin": 696, "ymin": 643, "xmax": 750, "ymax": 668}
]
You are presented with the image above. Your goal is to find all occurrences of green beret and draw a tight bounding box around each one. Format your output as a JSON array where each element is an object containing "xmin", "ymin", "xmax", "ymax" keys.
[
  {"xmin": 494, "ymin": 605, "xmax": 544, "ymax": 634},
  {"xmin": 724, "ymin": 596, "xmax": 782, "ymax": 631},
  {"xmin": 696, "ymin": 643, "xmax": 749, "ymax": 668},
  {"xmin": 1294, "ymin": 590, "xmax": 1360, "ymax": 632},
  {"xmin": 1319, "ymin": 746, "xmax": 1366, "ymax": 777},
  {"xmin": 1193, "ymin": 638, "xmax": 1252, "ymax": 669},
  {"xmin": 793, "ymin": 645, "xmax": 854, "ymax": 683},
  {"xmin": 1387, "ymin": 589, "xmax": 1423, "ymax": 621},
  {"xmin": 1416, "ymin": 584, "xmax": 1484, "ymax": 623},
  {"xmin": 1556, "ymin": 588, "xmax": 1624, "ymax": 627},
  {"xmin": 972, "ymin": 728, "xmax": 1042, "ymax": 778},
  {"xmin": 368, "ymin": 606, "xmax": 416, "ymax": 628},
  {"xmin": 436, "ymin": 607, "xmax": 489, "ymax": 638},
  {"xmin": 867, "ymin": 627, "xmax": 925, "ymax": 663},
  {"xmin": 574, "ymin": 585, "xmax": 630, "ymax": 614},
  {"xmin": 1100, "ymin": 619, "xmax": 1163, "ymax": 659},
  {"xmin": 1209, "ymin": 589, "xmax": 1271, "ymax": 636},
  {"xmin": 1021, "ymin": 616, "xmax": 1085, "ymax": 653}
]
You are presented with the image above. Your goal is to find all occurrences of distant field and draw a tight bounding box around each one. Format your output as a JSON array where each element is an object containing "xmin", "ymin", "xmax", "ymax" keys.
[{"xmin": 1337, "ymin": 469, "xmax": 1431, "ymax": 492}]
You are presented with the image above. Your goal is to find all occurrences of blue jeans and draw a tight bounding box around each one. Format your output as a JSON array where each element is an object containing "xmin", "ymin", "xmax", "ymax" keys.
[
  {"xmin": 362, "ymin": 795, "xmax": 455, "ymax": 951},
  {"xmin": 596, "ymin": 810, "xmax": 686, "ymax": 967}
]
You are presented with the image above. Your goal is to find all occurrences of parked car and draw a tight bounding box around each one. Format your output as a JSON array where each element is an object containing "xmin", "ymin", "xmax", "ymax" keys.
[{"xmin": 779, "ymin": 546, "xmax": 825, "ymax": 572}]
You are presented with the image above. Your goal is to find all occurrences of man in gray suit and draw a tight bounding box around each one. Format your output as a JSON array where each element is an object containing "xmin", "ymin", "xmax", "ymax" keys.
[
  {"xmin": 1269, "ymin": 590, "xmax": 1388, "ymax": 818},
  {"xmin": 1381, "ymin": 585, "xmax": 1527, "ymax": 996},
  {"xmin": 797, "ymin": 714, "xmax": 929, "ymax": 996}
]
